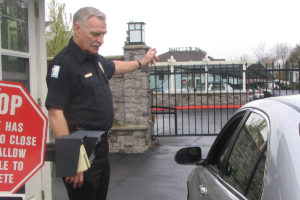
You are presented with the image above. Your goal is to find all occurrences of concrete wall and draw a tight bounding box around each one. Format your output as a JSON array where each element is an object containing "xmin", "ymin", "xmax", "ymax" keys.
[{"xmin": 152, "ymin": 92, "xmax": 248, "ymax": 107}]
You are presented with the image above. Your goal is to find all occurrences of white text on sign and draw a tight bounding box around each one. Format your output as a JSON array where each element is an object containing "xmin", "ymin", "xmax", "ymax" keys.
[
  {"xmin": 0, "ymin": 173, "xmax": 14, "ymax": 183},
  {"xmin": 0, "ymin": 93, "xmax": 22, "ymax": 115},
  {"xmin": 5, "ymin": 121, "xmax": 23, "ymax": 132}
]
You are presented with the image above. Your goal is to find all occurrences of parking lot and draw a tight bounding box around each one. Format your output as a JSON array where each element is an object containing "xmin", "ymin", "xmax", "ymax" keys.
[{"xmin": 273, "ymin": 89, "xmax": 299, "ymax": 96}]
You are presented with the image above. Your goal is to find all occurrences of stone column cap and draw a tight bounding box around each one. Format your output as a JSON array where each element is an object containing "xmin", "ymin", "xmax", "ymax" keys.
[
  {"xmin": 112, "ymin": 124, "xmax": 148, "ymax": 131},
  {"xmin": 123, "ymin": 44, "xmax": 150, "ymax": 50}
]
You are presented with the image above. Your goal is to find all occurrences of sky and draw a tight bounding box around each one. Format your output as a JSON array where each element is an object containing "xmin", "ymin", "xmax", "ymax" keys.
[{"xmin": 45, "ymin": 0, "xmax": 300, "ymax": 60}]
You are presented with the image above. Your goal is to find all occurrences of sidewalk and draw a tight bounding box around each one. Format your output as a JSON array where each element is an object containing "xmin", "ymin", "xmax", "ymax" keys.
[{"xmin": 52, "ymin": 136, "xmax": 216, "ymax": 200}]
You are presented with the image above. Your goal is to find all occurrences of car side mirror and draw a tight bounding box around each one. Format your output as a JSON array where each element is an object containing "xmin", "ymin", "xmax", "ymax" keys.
[{"xmin": 175, "ymin": 147, "xmax": 202, "ymax": 165}]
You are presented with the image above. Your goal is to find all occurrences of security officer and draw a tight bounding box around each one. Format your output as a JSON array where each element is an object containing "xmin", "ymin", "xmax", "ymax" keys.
[{"xmin": 45, "ymin": 7, "xmax": 158, "ymax": 200}]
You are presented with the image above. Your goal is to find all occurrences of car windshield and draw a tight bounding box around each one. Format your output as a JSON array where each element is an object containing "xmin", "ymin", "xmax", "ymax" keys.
[{"xmin": 211, "ymin": 83, "xmax": 225, "ymax": 90}]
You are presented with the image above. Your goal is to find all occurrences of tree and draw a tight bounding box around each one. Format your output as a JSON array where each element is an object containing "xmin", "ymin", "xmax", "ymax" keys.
[
  {"xmin": 46, "ymin": 0, "xmax": 72, "ymax": 58},
  {"xmin": 239, "ymin": 54, "xmax": 250, "ymax": 62},
  {"xmin": 253, "ymin": 42, "xmax": 276, "ymax": 67},
  {"xmin": 253, "ymin": 42, "xmax": 267, "ymax": 62},
  {"xmin": 273, "ymin": 43, "xmax": 290, "ymax": 67},
  {"xmin": 288, "ymin": 44, "xmax": 300, "ymax": 64},
  {"xmin": 260, "ymin": 54, "xmax": 277, "ymax": 67}
]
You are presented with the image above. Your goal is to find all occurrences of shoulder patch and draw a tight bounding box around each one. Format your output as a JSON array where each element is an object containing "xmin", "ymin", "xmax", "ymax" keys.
[{"xmin": 51, "ymin": 65, "xmax": 60, "ymax": 78}]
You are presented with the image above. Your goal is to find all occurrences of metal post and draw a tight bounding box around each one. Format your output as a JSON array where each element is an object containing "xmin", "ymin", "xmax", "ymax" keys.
[
  {"xmin": 168, "ymin": 56, "xmax": 176, "ymax": 93},
  {"xmin": 174, "ymin": 109, "xmax": 178, "ymax": 135},
  {"xmin": 242, "ymin": 63, "xmax": 247, "ymax": 92},
  {"xmin": 205, "ymin": 65, "xmax": 208, "ymax": 92},
  {"xmin": 203, "ymin": 55, "xmax": 210, "ymax": 93}
]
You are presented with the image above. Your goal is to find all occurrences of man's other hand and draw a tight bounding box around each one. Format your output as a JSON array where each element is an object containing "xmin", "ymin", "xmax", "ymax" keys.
[{"xmin": 65, "ymin": 172, "xmax": 84, "ymax": 189}]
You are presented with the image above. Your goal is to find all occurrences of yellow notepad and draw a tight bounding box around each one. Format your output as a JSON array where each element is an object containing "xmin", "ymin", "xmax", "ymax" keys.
[{"xmin": 77, "ymin": 144, "xmax": 91, "ymax": 173}]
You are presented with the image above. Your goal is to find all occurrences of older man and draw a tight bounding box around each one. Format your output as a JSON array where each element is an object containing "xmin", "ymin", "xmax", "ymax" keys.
[{"xmin": 46, "ymin": 7, "xmax": 158, "ymax": 200}]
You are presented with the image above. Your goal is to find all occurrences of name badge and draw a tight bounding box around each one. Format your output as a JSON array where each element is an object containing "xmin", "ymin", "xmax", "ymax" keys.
[{"xmin": 84, "ymin": 73, "xmax": 93, "ymax": 78}]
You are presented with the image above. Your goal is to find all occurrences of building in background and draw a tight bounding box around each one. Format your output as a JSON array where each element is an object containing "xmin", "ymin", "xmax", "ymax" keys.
[
  {"xmin": 152, "ymin": 47, "xmax": 228, "ymax": 92},
  {"xmin": 158, "ymin": 47, "xmax": 225, "ymax": 62}
]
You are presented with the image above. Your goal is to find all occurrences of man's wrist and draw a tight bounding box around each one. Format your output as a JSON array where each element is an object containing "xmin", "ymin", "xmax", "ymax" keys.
[{"xmin": 137, "ymin": 60, "xmax": 142, "ymax": 69}]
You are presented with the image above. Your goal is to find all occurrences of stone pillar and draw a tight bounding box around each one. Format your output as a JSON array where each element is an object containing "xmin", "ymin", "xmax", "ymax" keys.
[
  {"xmin": 123, "ymin": 44, "xmax": 150, "ymax": 124},
  {"xmin": 109, "ymin": 42, "xmax": 153, "ymax": 153}
]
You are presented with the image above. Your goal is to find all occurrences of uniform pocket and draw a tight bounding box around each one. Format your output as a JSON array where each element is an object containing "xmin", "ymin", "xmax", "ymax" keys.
[
  {"xmin": 81, "ymin": 76, "xmax": 103, "ymax": 101},
  {"xmin": 80, "ymin": 74, "xmax": 111, "ymax": 106},
  {"xmin": 81, "ymin": 76, "xmax": 98, "ymax": 88}
]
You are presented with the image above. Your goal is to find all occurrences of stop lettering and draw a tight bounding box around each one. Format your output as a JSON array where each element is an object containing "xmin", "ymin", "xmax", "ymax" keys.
[{"xmin": 0, "ymin": 93, "xmax": 22, "ymax": 115}]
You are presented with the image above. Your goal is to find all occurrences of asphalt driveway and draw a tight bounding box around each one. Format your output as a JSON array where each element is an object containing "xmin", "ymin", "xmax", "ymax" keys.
[{"xmin": 107, "ymin": 136, "xmax": 216, "ymax": 200}]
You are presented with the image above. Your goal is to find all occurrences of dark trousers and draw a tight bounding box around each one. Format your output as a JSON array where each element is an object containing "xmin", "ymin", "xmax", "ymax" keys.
[{"xmin": 64, "ymin": 136, "xmax": 110, "ymax": 200}]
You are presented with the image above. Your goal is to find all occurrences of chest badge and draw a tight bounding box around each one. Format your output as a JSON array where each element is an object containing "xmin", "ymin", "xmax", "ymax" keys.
[
  {"xmin": 51, "ymin": 65, "xmax": 60, "ymax": 78},
  {"xmin": 84, "ymin": 73, "xmax": 93, "ymax": 78}
]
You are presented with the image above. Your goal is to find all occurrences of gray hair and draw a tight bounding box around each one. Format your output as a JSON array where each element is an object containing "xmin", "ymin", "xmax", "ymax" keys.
[{"xmin": 73, "ymin": 7, "xmax": 106, "ymax": 25}]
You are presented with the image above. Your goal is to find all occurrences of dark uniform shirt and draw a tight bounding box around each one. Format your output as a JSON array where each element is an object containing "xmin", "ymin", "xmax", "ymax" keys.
[{"xmin": 45, "ymin": 38, "xmax": 115, "ymax": 131}]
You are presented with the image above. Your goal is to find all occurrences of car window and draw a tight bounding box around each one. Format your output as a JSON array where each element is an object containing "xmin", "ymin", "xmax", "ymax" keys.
[
  {"xmin": 211, "ymin": 83, "xmax": 225, "ymax": 91},
  {"xmin": 207, "ymin": 111, "xmax": 247, "ymax": 172},
  {"xmin": 246, "ymin": 150, "xmax": 267, "ymax": 200},
  {"xmin": 222, "ymin": 112, "xmax": 268, "ymax": 197}
]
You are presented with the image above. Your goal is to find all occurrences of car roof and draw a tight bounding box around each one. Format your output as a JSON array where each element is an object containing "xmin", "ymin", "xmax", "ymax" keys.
[
  {"xmin": 242, "ymin": 95, "xmax": 300, "ymax": 198},
  {"xmin": 269, "ymin": 95, "xmax": 300, "ymax": 111},
  {"xmin": 242, "ymin": 95, "xmax": 300, "ymax": 138},
  {"xmin": 243, "ymin": 95, "xmax": 300, "ymax": 114}
]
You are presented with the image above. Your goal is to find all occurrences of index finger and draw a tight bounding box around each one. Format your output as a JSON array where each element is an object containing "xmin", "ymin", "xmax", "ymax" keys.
[
  {"xmin": 148, "ymin": 48, "xmax": 156, "ymax": 55},
  {"xmin": 78, "ymin": 173, "xmax": 84, "ymax": 188},
  {"xmin": 73, "ymin": 175, "xmax": 80, "ymax": 189}
]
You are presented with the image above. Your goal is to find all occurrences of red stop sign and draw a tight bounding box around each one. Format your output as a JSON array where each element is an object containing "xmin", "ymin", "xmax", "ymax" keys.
[{"xmin": 0, "ymin": 81, "xmax": 48, "ymax": 193}]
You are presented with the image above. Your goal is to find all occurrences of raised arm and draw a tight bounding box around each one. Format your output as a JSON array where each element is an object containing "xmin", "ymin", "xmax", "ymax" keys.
[{"xmin": 113, "ymin": 48, "xmax": 159, "ymax": 75}]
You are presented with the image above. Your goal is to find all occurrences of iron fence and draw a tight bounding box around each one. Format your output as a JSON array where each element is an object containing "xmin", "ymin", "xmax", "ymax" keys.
[{"xmin": 151, "ymin": 62, "xmax": 300, "ymax": 137}]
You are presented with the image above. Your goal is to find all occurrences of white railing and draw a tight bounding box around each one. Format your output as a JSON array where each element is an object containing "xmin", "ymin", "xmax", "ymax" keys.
[{"xmin": 150, "ymin": 55, "xmax": 258, "ymax": 93}]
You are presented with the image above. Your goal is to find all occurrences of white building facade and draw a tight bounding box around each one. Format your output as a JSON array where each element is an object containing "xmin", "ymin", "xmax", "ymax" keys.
[{"xmin": 0, "ymin": 0, "xmax": 51, "ymax": 199}]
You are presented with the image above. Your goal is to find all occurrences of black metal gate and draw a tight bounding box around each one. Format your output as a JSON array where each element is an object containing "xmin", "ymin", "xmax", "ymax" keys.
[{"xmin": 151, "ymin": 62, "xmax": 300, "ymax": 137}]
